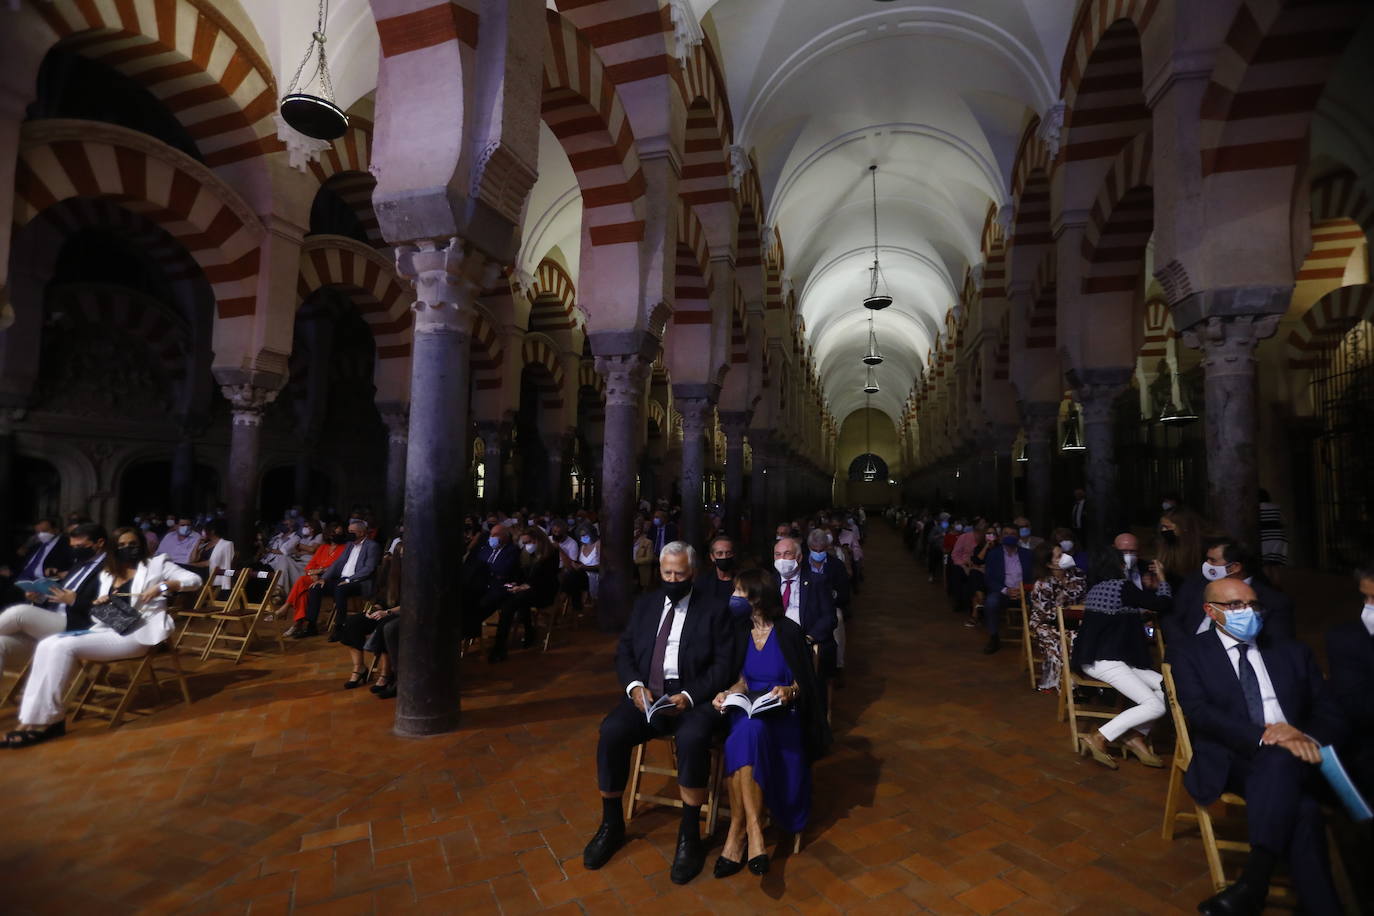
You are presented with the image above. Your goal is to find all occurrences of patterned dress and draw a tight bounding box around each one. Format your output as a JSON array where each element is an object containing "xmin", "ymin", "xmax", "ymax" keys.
[{"xmin": 1028, "ymin": 568, "xmax": 1087, "ymax": 690}]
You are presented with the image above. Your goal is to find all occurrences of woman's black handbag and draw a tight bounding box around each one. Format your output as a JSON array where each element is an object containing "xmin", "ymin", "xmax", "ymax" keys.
[{"xmin": 91, "ymin": 595, "xmax": 145, "ymax": 635}]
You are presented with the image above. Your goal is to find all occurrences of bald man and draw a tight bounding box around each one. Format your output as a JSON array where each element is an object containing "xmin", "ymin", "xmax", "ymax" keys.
[{"xmin": 1169, "ymin": 577, "xmax": 1345, "ymax": 915}]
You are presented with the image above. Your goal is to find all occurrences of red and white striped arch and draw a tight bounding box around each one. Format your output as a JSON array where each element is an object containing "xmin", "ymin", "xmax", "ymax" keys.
[
  {"xmin": 1028, "ymin": 249, "xmax": 1057, "ymax": 350},
  {"xmin": 1311, "ymin": 169, "xmax": 1374, "ymax": 230},
  {"xmin": 13, "ymin": 121, "xmax": 261, "ymax": 318},
  {"xmin": 1200, "ymin": 0, "xmax": 1366, "ymax": 178},
  {"xmin": 1081, "ymin": 132, "xmax": 1154, "ymax": 294},
  {"xmin": 729, "ymin": 283, "xmax": 748, "ymax": 365},
  {"xmin": 678, "ymin": 37, "xmax": 734, "ymax": 212},
  {"xmin": 553, "ymin": 0, "xmax": 672, "ymax": 91},
  {"xmin": 1286, "ymin": 283, "xmax": 1374, "ymax": 368},
  {"xmin": 32, "ymin": 0, "xmax": 281, "ymax": 168},
  {"xmin": 531, "ymin": 258, "xmax": 578, "ymax": 333},
  {"xmin": 1060, "ymin": 11, "xmax": 1152, "ymax": 167},
  {"xmin": 521, "ymin": 334, "xmax": 566, "ymax": 408},
  {"xmin": 736, "ymin": 158, "xmax": 765, "ymax": 276},
  {"xmin": 36, "ymin": 196, "xmax": 204, "ymax": 286},
  {"xmin": 672, "ymin": 200, "xmax": 713, "ymax": 325},
  {"xmin": 49, "ymin": 283, "xmax": 189, "ymax": 378},
  {"xmin": 578, "ymin": 360, "xmax": 606, "ymax": 397},
  {"xmin": 1140, "ymin": 298, "xmax": 1173, "ymax": 361},
  {"xmin": 543, "ymin": 9, "xmax": 647, "ymax": 247},
  {"xmin": 296, "ymin": 237, "xmax": 413, "ymax": 360},
  {"xmin": 470, "ymin": 306, "xmax": 504, "ymax": 392},
  {"xmin": 308, "ymin": 118, "xmax": 374, "ymax": 185},
  {"xmin": 1008, "ymin": 117, "xmax": 1054, "ymax": 287},
  {"xmin": 1300, "ymin": 170, "xmax": 1373, "ymax": 287}
]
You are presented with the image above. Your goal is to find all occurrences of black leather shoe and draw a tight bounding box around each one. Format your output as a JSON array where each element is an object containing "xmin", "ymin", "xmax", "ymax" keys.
[
  {"xmin": 375, "ymin": 684, "xmax": 397, "ymax": 700},
  {"xmin": 582, "ymin": 821, "xmax": 625, "ymax": 870},
  {"xmin": 1197, "ymin": 879, "xmax": 1267, "ymax": 915},
  {"xmin": 713, "ymin": 855, "xmax": 743, "ymax": 879},
  {"xmin": 293, "ymin": 622, "xmax": 317, "ymax": 639},
  {"xmin": 982, "ymin": 635, "xmax": 1001, "ymax": 654},
  {"xmin": 747, "ymin": 853, "xmax": 770, "ymax": 875},
  {"xmin": 670, "ymin": 831, "xmax": 705, "ymax": 884}
]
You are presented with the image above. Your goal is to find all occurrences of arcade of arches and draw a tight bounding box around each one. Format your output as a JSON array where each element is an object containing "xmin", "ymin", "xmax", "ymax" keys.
[{"xmin": 1, "ymin": 0, "xmax": 1374, "ymax": 905}]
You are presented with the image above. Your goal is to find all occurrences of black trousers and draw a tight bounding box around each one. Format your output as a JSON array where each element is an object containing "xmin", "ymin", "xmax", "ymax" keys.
[
  {"xmin": 560, "ymin": 568, "xmax": 587, "ymax": 609},
  {"xmin": 596, "ymin": 685, "xmax": 720, "ymax": 793},
  {"xmin": 337, "ymin": 611, "xmax": 381, "ymax": 650},
  {"xmin": 305, "ymin": 580, "xmax": 366, "ymax": 626},
  {"xmin": 1226, "ymin": 746, "xmax": 1340, "ymax": 914},
  {"xmin": 491, "ymin": 592, "xmax": 538, "ymax": 655}
]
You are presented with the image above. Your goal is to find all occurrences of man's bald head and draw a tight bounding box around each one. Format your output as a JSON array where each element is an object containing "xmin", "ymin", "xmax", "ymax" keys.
[
  {"xmin": 773, "ymin": 537, "xmax": 800, "ymax": 561},
  {"xmin": 1113, "ymin": 532, "xmax": 1138, "ymax": 552},
  {"xmin": 1203, "ymin": 577, "xmax": 1258, "ymax": 631}
]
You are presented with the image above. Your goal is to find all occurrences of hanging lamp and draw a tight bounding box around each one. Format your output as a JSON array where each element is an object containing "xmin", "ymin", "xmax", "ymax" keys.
[
  {"xmin": 1159, "ymin": 379, "xmax": 1199, "ymax": 425},
  {"xmin": 862, "ymin": 320, "xmax": 884, "ymax": 365},
  {"xmin": 280, "ymin": 0, "xmax": 349, "ymax": 140},
  {"xmin": 1061, "ymin": 403, "xmax": 1086, "ymax": 451},
  {"xmin": 863, "ymin": 165, "xmax": 893, "ymax": 310},
  {"xmin": 862, "ymin": 394, "xmax": 878, "ymax": 481},
  {"xmin": 863, "ymin": 365, "xmax": 880, "ymax": 394},
  {"xmin": 1016, "ymin": 439, "xmax": 1028, "ymax": 462}
]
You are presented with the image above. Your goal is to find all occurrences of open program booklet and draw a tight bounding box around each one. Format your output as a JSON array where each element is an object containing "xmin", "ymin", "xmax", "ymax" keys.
[
  {"xmin": 721, "ymin": 690, "xmax": 784, "ymax": 718},
  {"xmin": 642, "ymin": 693, "xmax": 679, "ymax": 723}
]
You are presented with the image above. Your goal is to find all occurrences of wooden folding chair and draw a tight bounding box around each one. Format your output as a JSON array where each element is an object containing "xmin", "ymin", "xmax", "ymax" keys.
[
  {"xmin": 173, "ymin": 567, "xmax": 245, "ymax": 656},
  {"xmin": 624, "ymin": 735, "xmax": 726, "ymax": 839},
  {"xmin": 1, "ymin": 656, "xmax": 32, "ymax": 708},
  {"xmin": 540, "ymin": 593, "xmax": 570, "ymax": 651},
  {"xmin": 1000, "ymin": 585, "xmax": 1025, "ymax": 647},
  {"xmin": 68, "ymin": 644, "xmax": 192, "ymax": 729},
  {"xmin": 1056, "ymin": 604, "xmax": 1122, "ymax": 756},
  {"xmin": 202, "ymin": 569, "xmax": 282, "ymax": 663},
  {"xmin": 1019, "ymin": 597, "xmax": 1045, "ymax": 690}
]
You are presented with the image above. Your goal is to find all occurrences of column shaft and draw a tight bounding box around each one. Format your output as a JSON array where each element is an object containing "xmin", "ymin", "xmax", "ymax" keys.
[
  {"xmin": 170, "ymin": 435, "xmax": 195, "ymax": 512},
  {"xmin": 381, "ymin": 407, "xmax": 408, "ymax": 535},
  {"xmin": 1021, "ymin": 402, "xmax": 1058, "ymax": 535},
  {"xmin": 676, "ymin": 397, "xmax": 713, "ymax": 547},
  {"xmin": 720, "ymin": 412, "xmax": 748, "ymax": 539},
  {"xmin": 221, "ymin": 385, "xmax": 277, "ymax": 553},
  {"xmin": 594, "ymin": 352, "xmax": 651, "ymax": 630},
  {"xmin": 1077, "ymin": 369, "xmax": 1131, "ymax": 548}
]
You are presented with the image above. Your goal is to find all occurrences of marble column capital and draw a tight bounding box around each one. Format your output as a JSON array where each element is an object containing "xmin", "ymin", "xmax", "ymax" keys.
[
  {"xmin": 396, "ymin": 238, "xmax": 497, "ymax": 336},
  {"xmin": 1180, "ymin": 313, "xmax": 1281, "ymax": 379},
  {"xmin": 1171, "ymin": 286, "xmax": 1290, "ymax": 331},
  {"xmin": 594, "ymin": 353, "xmax": 653, "ymax": 407},
  {"xmin": 221, "ymin": 384, "xmax": 279, "ymax": 426},
  {"xmin": 379, "ymin": 404, "xmax": 410, "ymax": 442},
  {"xmin": 1072, "ymin": 367, "xmax": 1133, "ymax": 425},
  {"xmin": 1018, "ymin": 400, "xmax": 1059, "ymax": 440},
  {"xmin": 675, "ymin": 396, "xmax": 715, "ymax": 437},
  {"xmin": 718, "ymin": 410, "xmax": 750, "ymax": 439}
]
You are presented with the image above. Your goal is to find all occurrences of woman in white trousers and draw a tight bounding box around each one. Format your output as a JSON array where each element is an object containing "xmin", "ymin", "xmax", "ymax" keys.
[{"xmin": 3, "ymin": 527, "xmax": 201, "ymax": 748}]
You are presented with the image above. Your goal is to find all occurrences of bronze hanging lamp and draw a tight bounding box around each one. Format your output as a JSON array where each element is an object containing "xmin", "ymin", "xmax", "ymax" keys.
[{"xmin": 280, "ymin": 0, "xmax": 349, "ymax": 140}]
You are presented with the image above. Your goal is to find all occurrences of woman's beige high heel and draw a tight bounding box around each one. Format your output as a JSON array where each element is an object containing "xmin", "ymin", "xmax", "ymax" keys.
[
  {"xmin": 1122, "ymin": 738, "xmax": 1163, "ymax": 768},
  {"xmin": 1078, "ymin": 732, "xmax": 1118, "ymax": 770}
]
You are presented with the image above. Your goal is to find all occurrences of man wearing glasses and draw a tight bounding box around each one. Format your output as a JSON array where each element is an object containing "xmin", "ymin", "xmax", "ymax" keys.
[{"xmin": 1169, "ymin": 577, "xmax": 1345, "ymax": 916}]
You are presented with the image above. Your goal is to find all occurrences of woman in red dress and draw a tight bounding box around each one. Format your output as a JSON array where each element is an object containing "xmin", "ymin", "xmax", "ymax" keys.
[{"xmin": 283, "ymin": 522, "xmax": 348, "ymax": 635}]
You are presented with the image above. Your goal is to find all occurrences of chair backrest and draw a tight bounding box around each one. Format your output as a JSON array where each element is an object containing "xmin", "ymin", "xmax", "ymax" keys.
[
  {"xmin": 1055, "ymin": 603, "xmax": 1072, "ymax": 678},
  {"xmin": 207, "ymin": 568, "xmax": 249, "ymax": 612},
  {"xmin": 187, "ymin": 568, "xmax": 220, "ymax": 610},
  {"xmin": 1161, "ymin": 663, "xmax": 1194, "ymax": 768},
  {"xmin": 239, "ymin": 569, "xmax": 280, "ymax": 614}
]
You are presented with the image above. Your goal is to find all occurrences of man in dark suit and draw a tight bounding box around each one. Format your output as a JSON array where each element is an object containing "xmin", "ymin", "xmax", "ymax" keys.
[
  {"xmin": 805, "ymin": 528, "xmax": 850, "ymax": 678},
  {"xmin": 981, "ymin": 526, "xmax": 1034, "ymax": 655},
  {"xmin": 1325, "ymin": 566, "xmax": 1374, "ymax": 799},
  {"xmin": 1170, "ymin": 577, "xmax": 1345, "ymax": 915},
  {"xmin": 583, "ymin": 540, "xmax": 735, "ymax": 885},
  {"xmin": 0, "ymin": 523, "xmax": 107, "ymax": 677},
  {"xmin": 460, "ymin": 524, "xmax": 522, "ymax": 639},
  {"xmin": 1069, "ymin": 487, "xmax": 1087, "ymax": 544},
  {"xmin": 695, "ymin": 534, "xmax": 738, "ymax": 604},
  {"xmin": 773, "ymin": 537, "xmax": 837, "ymax": 648},
  {"xmin": 300, "ymin": 520, "xmax": 380, "ymax": 638},
  {"xmin": 1168, "ymin": 538, "xmax": 1295, "ymax": 646}
]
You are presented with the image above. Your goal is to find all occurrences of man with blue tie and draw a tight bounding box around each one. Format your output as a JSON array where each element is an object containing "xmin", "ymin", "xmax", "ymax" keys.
[
  {"xmin": 1170, "ymin": 577, "xmax": 1345, "ymax": 915},
  {"xmin": 0, "ymin": 523, "xmax": 108, "ymax": 679}
]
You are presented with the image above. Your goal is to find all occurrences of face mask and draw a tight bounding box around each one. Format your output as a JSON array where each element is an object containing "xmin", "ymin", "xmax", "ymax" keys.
[
  {"xmin": 1057, "ymin": 553, "xmax": 1076, "ymax": 570},
  {"xmin": 1059, "ymin": 540, "xmax": 1073, "ymax": 552},
  {"xmin": 133, "ymin": 516, "xmax": 142, "ymax": 524},
  {"xmin": 177, "ymin": 525, "xmax": 190, "ymax": 536},
  {"xmin": 1202, "ymin": 561, "xmax": 1229, "ymax": 581},
  {"xmin": 1162, "ymin": 501, "xmax": 1176, "ymax": 511},
  {"xmin": 1122, "ymin": 552, "xmax": 1137, "ymax": 570},
  {"xmin": 985, "ymin": 533, "xmax": 996, "ymax": 542},
  {"xmin": 940, "ymin": 521, "xmax": 949, "ymax": 530},
  {"xmin": 1001, "ymin": 536, "xmax": 1019, "ymax": 548},
  {"xmin": 953, "ymin": 524, "xmax": 964, "ymax": 533},
  {"xmin": 1160, "ymin": 529, "xmax": 1178, "ymax": 545},
  {"xmin": 580, "ymin": 535, "xmax": 592, "ymax": 545},
  {"xmin": 774, "ymin": 558, "xmax": 798, "ymax": 578},
  {"xmin": 488, "ymin": 536, "xmax": 500, "ymax": 549},
  {"xmin": 116, "ymin": 545, "xmax": 142, "ymax": 565},
  {"xmin": 165, "ymin": 518, "xmax": 175, "ymax": 528},
  {"xmin": 809, "ymin": 550, "xmax": 828, "ymax": 563},
  {"xmin": 71, "ymin": 545, "xmax": 96, "ymax": 563},
  {"xmin": 1019, "ymin": 527, "xmax": 1031, "ymax": 538},
  {"xmin": 1221, "ymin": 606, "xmax": 1262, "ymax": 641},
  {"xmin": 663, "ymin": 579, "xmax": 691, "ymax": 601},
  {"xmin": 1362, "ymin": 604, "xmax": 1374, "ymax": 631},
  {"xmin": 715, "ymin": 556, "xmax": 736, "ymax": 573},
  {"xmin": 302, "ymin": 527, "xmax": 312, "ymax": 537},
  {"xmin": 140, "ymin": 522, "xmax": 151, "ymax": 531},
  {"xmin": 728, "ymin": 595, "xmax": 751, "ymax": 617},
  {"xmin": 523, "ymin": 542, "xmax": 537, "ymax": 554},
  {"xmin": 35, "ymin": 531, "xmax": 56, "ymax": 544}
]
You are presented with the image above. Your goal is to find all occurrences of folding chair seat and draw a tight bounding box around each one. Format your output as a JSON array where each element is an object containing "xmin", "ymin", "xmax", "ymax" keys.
[
  {"xmin": 624, "ymin": 734, "xmax": 726, "ymax": 839},
  {"xmin": 203, "ymin": 569, "xmax": 282, "ymax": 663},
  {"xmin": 68, "ymin": 644, "xmax": 192, "ymax": 729},
  {"xmin": 1056, "ymin": 604, "xmax": 1123, "ymax": 756},
  {"xmin": 174, "ymin": 567, "xmax": 244, "ymax": 656}
]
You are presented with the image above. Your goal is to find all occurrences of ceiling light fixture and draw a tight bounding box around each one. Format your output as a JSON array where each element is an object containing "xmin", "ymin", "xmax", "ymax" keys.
[
  {"xmin": 1061, "ymin": 403, "xmax": 1086, "ymax": 452},
  {"xmin": 280, "ymin": 0, "xmax": 349, "ymax": 140},
  {"xmin": 863, "ymin": 365, "xmax": 880, "ymax": 394},
  {"xmin": 863, "ymin": 165, "xmax": 892, "ymax": 311},
  {"xmin": 863, "ymin": 393, "xmax": 878, "ymax": 481}
]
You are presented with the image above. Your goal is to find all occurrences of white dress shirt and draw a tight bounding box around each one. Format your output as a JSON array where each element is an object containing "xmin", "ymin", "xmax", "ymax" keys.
[
  {"xmin": 340, "ymin": 543, "xmax": 362, "ymax": 579},
  {"xmin": 1215, "ymin": 628, "xmax": 1287, "ymax": 725},
  {"xmin": 781, "ymin": 576, "xmax": 801, "ymax": 625},
  {"xmin": 625, "ymin": 592, "xmax": 694, "ymax": 704}
]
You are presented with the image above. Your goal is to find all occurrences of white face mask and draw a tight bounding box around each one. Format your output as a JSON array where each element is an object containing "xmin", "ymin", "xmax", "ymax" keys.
[
  {"xmin": 1059, "ymin": 539, "xmax": 1073, "ymax": 552},
  {"xmin": 1362, "ymin": 604, "xmax": 1374, "ymax": 632},
  {"xmin": 1162, "ymin": 501, "xmax": 1176, "ymax": 511},
  {"xmin": 177, "ymin": 525, "xmax": 190, "ymax": 536},
  {"xmin": 1057, "ymin": 553, "xmax": 1076, "ymax": 570},
  {"xmin": 302, "ymin": 528, "xmax": 312, "ymax": 537},
  {"xmin": 774, "ymin": 558, "xmax": 798, "ymax": 578},
  {"xmin": 35, "ymin": 530, "xmax": 56, "ymax": 544},
  {"xmin": 523, "ymin": 542, "xmax": 537, "ymax": 554},
  {"xmin": 1202, "ymin": 561, "xmax": 1229, "ymax": 582},
  {"xmin": 1122, "ymin": 552, "xmax": 1137, "ymax": 570}
]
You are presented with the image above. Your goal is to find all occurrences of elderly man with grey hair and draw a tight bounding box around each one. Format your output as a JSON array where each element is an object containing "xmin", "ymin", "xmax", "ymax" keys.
[{"xmin": 584, "ymin": 540, "xmax": 736, "ymax": 886}]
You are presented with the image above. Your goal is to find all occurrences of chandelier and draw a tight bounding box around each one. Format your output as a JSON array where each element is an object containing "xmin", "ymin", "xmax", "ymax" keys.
[
  {"xmin": 863, "ymin": 165, "xmax": 892, "ymax": 311},
  {"xmin": 280, "ymin": 0, "xmax": 349, "ymax": 140},
  {"xmin": 862, "ymin": 393, "xmax": 878, "ymax": 481}
]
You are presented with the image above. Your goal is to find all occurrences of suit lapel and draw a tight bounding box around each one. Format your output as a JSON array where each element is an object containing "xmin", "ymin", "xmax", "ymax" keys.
[{"xmin": 1200, "ymin": 631, "xmax": 1248, "ymax": 713}]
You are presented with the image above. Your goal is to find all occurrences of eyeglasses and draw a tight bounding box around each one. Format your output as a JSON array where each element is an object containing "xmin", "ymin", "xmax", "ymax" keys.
[{"xmin": 1207, "ymin": 600, "xmax": 1264, "ymax": 613}]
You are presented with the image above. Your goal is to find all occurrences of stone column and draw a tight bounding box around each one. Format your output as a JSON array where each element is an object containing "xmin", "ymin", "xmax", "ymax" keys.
[
  {"xmin": 719, "ymin": 411, "xmax": 749, "ymax": 538},
  {"xmin": 293, "ymin": 436, "xmax": 315, "ymax": 507},
  {"xmin": 1076, "ymin": 368, "xmax": 1131, "ymax": 547},
  {"xmin": 170, "ymin": 434, "xmax": 196, "ymax": 513},
  {"xmin": 675, "ymin": 395, "xmax": 714, "ymax": 547},
  {"xmin": 1020, "ymin": 401, "xmax": 1058, "ymax": 535},
  {"xmin": 475, "ymin": 419, "xmax": 507, "ymax": 511},
  {"xmin": 748, "ymin": 430, "xmax": 770, "ymax": 557},
  {"xmin": 593, "ymin": 347, "xmax": 654, "ymax": 630},
  {"xmin": 380, "ymin": 405, "xmax": 409, "ymax": 534},
  {"xmin": 994, "ymin": 444, "xmax": 1014, "ymax": 520},
  {"xmin": 393, "ymin": 239, "xmax": 488, "ymax": 737},
  {"xmin": 220, "ymin": 385, "xmax": 278, "ymax": 551},
  {"xmin": 1181, "ymin": 311, "xmax": 1281, "ymax": 546},
  {"xmin": 546, "ymin": 429, "xmax": 568, "ymax": 510}
]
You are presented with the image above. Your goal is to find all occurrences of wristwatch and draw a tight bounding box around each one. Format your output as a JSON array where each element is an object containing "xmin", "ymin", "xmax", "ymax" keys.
[{"xmin": 158, "ymin": 583, "xmax": 170, "ymax": 594}]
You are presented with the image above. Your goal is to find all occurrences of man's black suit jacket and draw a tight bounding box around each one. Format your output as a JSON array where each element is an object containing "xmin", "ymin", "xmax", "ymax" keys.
[
  {"xmin": 795, "ymin": 567, "xmax": 838, "ymax": 645},
  {"xmin": 477, "ymin": 543, "xmax": 521, "ymax": 597},
  {"xmin": 616, "ymin": 586, "xmax": 736, "ymax": 704},
  {"xmin": 807, "ymin": 555, "xmax": 851, "ymax": 609},
  {"xmin": 1325, "ymin": 619, "xmax": 1374, "ymax": 785},
  {"xmin": 1168, "ymin": 627, "xmax": 1346, "ymax": 804},
  {"xmin": 1168, "ymin": 572, "xmax": 1296, "ymax": 645}
]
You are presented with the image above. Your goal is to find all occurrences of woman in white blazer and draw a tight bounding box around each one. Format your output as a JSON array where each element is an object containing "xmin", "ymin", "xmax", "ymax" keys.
[{"xmin": 2, "ymin": 527, "xmax": 201, "ymax": 748}]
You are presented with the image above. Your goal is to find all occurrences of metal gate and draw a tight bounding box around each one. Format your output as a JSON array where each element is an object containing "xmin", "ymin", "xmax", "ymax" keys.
[{"xmin": 1312, "ymin": 319, "xmax": 1374, "ymax": 571}]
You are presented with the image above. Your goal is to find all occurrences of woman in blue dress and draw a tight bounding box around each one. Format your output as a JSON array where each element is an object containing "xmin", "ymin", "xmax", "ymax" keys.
[{"xmin": 712, "ymin": 568, "xmax": 830, "ymax": 877}]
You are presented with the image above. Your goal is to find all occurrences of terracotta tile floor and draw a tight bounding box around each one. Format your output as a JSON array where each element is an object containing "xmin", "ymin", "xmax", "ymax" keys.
[{"xmin": 0, "ymin": 529, "xmax": 1353, "ymax": 914}]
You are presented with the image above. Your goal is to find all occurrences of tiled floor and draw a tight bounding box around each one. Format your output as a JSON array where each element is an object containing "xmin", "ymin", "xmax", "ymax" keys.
[{"xmin": 0, "ymin": 528, "xmax": 1352, "ymax": 914}]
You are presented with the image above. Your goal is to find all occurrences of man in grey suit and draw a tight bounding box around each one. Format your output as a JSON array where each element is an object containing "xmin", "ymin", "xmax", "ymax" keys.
[{"xmin": 299, "ymin": 520, "xmax": 380, "ymax": 638}]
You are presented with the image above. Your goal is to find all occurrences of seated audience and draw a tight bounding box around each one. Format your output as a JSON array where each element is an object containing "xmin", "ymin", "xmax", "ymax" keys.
[
  {"xmin": 583, "ymin": 541, "xmax": 734, "ymax": 885},
  {"xmin": 1070, "ymin": 533, "xmax": 1171, "ymax": 769},
  {"xmin": 773, "ymin": 537, "xmax": 837, "ymax": 662},
  {"xmin": 336, "ymin": 601, "xmax": 399, "ymax": 690},
  {"xmin": 698, "ymin": 535, "xmax": 738, "ymax": 603},
  {"xmin": 712, "ymin": 568, "xmax": 829, "ymax": 878},
  {"xmin": 1170, "ymin": 577, "xmax": 1345, "ymax": 915},
  {"xmin": 1325, "ymin": 562, "xmax": 1374, "ymax": 799},
  {"xmin": 962, "ymin": 522, "xmax": 997, "ymax": 628},
  {"xmin": 299, "ymin": 520, "xmax": 379, "ymax": 639},
  {"xmin": 1155, "ymin": 505, "xmax": 1207, "ymax": 592},
  {"xmin": 156, "ymin": 516, "xmax": 201, "ymax": 566},
  {"xmin": 488, "ymin": 526, "xmax": 560, "ymax": 662},
  {"xmin": 576, "ymin": 525, "xmax": 601, "ymax": 604},
  {"xmin": 1027, "ymin": 541, "xmax": 1086, "ymax": 691},
  {"xmin": 283, "ymin": 523, "xmax": 348, "ymax": 635},
  {"xmin": 980, "ymin": 526, "xmax": 1035, "ymax": 655},
  {"xmin": 3, "ymin": 526, "xmax": 200, "ymax": 748},
  {"xmin": 466, "ymin": 524, "xmax": 520, "ymax": 639},
  {"xmin": 0, "ymin": 523, "xmax": 108, "ymax": 679},
  {"xmin": 1170, "ymin": 538, "xmax": 1295, "ymax": 645},
  {"xmin": 548, "ymin": 520, "xmax": 587, "ymax": 612},
  {"xmin": 185, "ymin": 518, "xmax": 234, "ymax": 589},
  {"xmin": 14, "ymin": 517, "xmax": 73, "ymax": 582},
  {"xmin": 804, "ymin": 527, "xmax": 850, "ymax": 674}
]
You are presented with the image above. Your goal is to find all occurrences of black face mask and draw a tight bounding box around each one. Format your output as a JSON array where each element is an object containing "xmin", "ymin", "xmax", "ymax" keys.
[
  {"xmin": 662, "ymin": 579, "xmax": 691, "ymax": 602},
  {"xmin": 714, "ymin": 556, "xmax": 736, "ymax": 573},
  {"xmin": 116, "ymin": 546, "xmax": 142, "ymax": 566},
  {"xmin": 1160, "ymin": 529, "xmax": 1178, "ymax": 545},
  {"xmin": 70, "ymin": 545, "xmax": 96, "ymax": 564}
]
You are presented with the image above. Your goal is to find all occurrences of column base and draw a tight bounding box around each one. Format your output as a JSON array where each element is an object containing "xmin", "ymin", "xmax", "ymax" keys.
[{"xmin": 393, "ymin": 710, "xmax": 462, "ymax": 737}]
